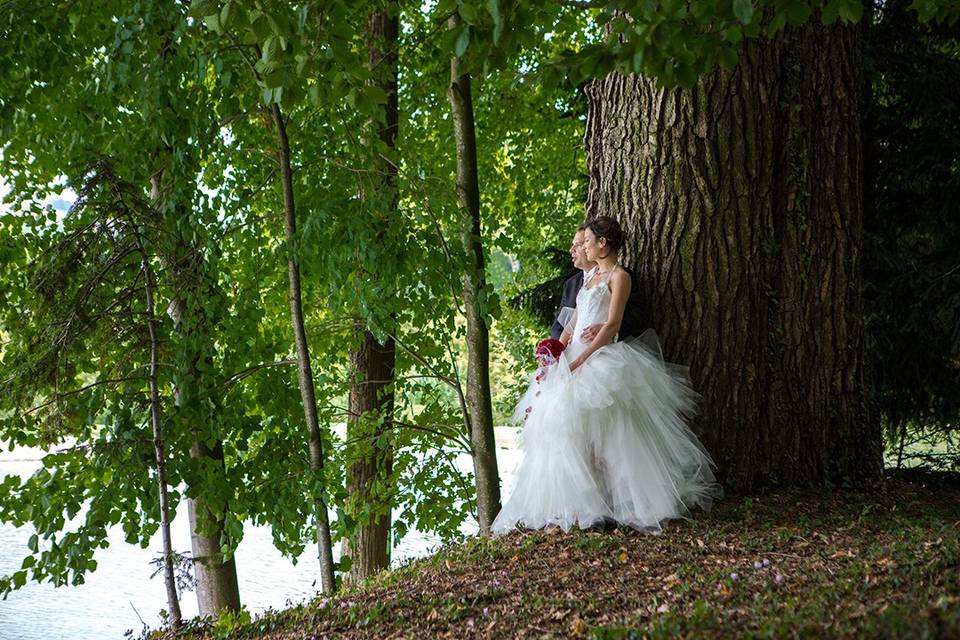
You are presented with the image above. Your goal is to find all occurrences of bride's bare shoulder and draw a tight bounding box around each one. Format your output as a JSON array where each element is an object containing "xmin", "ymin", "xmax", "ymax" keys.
[{"xmin": 611, "ymin": 266, "xmax": 632, "ymax": 285}]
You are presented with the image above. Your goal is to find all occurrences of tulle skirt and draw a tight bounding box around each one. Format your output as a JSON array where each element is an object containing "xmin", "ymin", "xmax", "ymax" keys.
[{"xmin": 492, "ymin": 329, "xmax": 721, "ymax": 534}]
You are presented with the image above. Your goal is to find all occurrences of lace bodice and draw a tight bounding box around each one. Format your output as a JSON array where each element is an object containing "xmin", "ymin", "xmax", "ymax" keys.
[{"xmin": 572, "ymin": 272, "xmax": 612, "ymax": 343}]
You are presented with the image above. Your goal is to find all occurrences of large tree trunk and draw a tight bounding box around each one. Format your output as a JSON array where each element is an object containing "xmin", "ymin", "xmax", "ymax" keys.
[
  {"xmin": 447, "ymin": 14, "xmax": 501, "ymax": 534},
  {"xmin": 153, "ymin": 175, "xmax": 241, "ymax": 616},
  {"xmin": 341, "ymin": 8, "xmax": 399, "ymax": 582},
  {"xmin": 583, "ymin": 22, "xmax": 881, "ymax": 492},
  {"xmin": 270, "ymin": 104, "xmax": 338, "ymax": 595}
]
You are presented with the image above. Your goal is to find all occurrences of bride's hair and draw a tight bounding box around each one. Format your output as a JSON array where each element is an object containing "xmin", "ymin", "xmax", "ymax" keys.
[{"xmin": 584, "ymin": 216, "xmax": 624, "ymax": 254}]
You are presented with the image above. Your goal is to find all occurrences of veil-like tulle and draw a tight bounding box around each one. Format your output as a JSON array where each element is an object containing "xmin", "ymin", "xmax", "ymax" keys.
[{"xmin": 494, "ymin": 327, "xmax": 722, "ymax": 534}]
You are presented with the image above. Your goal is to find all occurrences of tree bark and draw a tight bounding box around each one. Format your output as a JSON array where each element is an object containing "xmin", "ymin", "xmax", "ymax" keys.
[
  {"xmin": 152, "ymin": 175, "xmax": 242, "ymax": 616},
  {"xmin": 583, "ymin": 22, "xmax": 881, "ymax": 492},
  {"xmin": 447, "ymin": 14, "xmax": 501, "ymax": 534},
  {"xmin": 270, "ymin": 104, "xmax": 337, "ymax": 595},
  {"xmin": 342, "ymin": 8, "xmax": 399, "ymax": 582},
  {"xmin": 345, "ymin": 323, "xmax": 395, "ymax": 580}
]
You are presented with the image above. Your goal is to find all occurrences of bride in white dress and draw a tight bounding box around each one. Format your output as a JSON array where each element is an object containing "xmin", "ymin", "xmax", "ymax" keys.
[{"xmin": 492, "ymin": 216, "xmax": 720, "ymax": 534}]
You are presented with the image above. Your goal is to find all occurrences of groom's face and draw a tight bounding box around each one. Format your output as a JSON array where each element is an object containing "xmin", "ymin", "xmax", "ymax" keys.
[{"xmin": 570, "ymin": 230, "xmax": 592, "ymax": 271}]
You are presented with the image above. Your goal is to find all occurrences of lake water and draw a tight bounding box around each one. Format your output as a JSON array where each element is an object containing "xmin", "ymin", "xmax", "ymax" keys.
[{"xmin": 0, "ymin": 429, "xmax": 520, "ymax": 640}]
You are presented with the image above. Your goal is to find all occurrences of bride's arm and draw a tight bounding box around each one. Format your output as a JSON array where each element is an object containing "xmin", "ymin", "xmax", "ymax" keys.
[{"xmin": 568, "ymin": 270, "xmax": 631, "ymax": 371}]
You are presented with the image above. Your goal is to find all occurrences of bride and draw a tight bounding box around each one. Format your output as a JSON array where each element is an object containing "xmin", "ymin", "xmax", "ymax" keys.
[{"xmin": 492, "ymin": 216, "xmax": 720, "ymax": 534}]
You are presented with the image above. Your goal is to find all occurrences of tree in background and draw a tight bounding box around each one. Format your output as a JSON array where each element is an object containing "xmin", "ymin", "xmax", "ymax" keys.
[
  {"xmin": 863, "ymin": 0, "xmax": 960, "ymax": 470},
  {"xmin": 0, "ymin": 1, "xmax": 244, "ymax": 616}
]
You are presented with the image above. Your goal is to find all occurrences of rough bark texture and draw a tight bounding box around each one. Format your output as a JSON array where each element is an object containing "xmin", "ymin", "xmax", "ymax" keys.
[
  {"xmin": 345, "ymin": 323, "xmax": 396, "ymax": 580},
  {"xmin": 342, "ymin": 9, "xmax": 398, "ymax": 582},
  {"xmin": 583, "ymin": 23, "xmax": 881, "ymax": 492},
  {"xmin": 152, "ymin": 175, "xmax": 241, "ymax": 616},
  {"xmin": 447, "ymin": 23, "xmax": 502, "ymax": 534},
  {"xmin": 271, "ymin": 104, "xmax": 337, "ymax": 595}
]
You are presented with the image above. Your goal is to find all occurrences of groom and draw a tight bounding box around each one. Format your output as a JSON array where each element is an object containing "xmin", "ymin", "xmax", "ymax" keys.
[
  {"xmin": 550, "ymin": 224, "xmax": 644, "ymax": 342},
  {"xmin": 551, "ymin": 225, "xmax": 602, "ymax": 341}
]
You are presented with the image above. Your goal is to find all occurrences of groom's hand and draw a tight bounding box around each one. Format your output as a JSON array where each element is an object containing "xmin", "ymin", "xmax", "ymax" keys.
[{"xmin": 580, "ymin": 323, "xmax": 603, "ymax": 342}]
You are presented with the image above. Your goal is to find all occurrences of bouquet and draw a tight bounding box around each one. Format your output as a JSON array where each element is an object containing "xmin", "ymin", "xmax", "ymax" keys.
[
  {"xmin": 533, "ymin": 338, "xmax": 565, "ymax": 384},
  {"xmin": 523, "ymin": 338, "xmax": 566, "ymax": 422},
  {"xmin": 535, "ymin": 338, "xmax": 566, "ymax": 367}
]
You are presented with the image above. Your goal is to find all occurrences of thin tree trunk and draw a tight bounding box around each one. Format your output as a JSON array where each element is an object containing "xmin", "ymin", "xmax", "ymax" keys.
[
  {"xmin": 583, "ymin": 21, "xmax": 881, "ymax": 492},
  {"xmin": 137, "ymin": 230, "xmax": 182, "ymax": 629},
  {"xmin": 447, "ymin": 13, "xmax": 501, "ymax": 534},
  {"xmin": 342, "ymin": 8, "xmax": 399, "ymax": 582},
  {"xmin": 897, "ymin": 422, "xmax": 907, "ymax": 469},
  {"xmin": 269, "ymin": 104, "xmax": 337, "ymax": 595},
  {"xmin": 152, "ymin": 175, "xmax": 242, "ymax": 616}
]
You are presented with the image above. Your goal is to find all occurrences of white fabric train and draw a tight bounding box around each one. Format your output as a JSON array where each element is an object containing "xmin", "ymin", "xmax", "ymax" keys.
[{"xmin": 492, "ymin": 271, "xmax": 721, "ymax": 534}]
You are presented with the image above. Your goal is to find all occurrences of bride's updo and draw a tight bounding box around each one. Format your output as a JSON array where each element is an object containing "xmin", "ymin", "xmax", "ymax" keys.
[{"xmin": 584, "ymin": 215, "xmax": 624, "ymax": 255}]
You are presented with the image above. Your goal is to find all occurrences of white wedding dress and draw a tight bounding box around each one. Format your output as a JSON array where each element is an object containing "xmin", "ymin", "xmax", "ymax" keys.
[{"xmin": 492, "ymin": 271, "xmax": 720, "ymax": 534}]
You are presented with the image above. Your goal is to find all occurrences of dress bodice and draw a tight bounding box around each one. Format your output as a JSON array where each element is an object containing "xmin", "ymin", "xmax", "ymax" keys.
[{"xmin": 573, "ymin": 273, "xmax": 612, "ymax": 342}]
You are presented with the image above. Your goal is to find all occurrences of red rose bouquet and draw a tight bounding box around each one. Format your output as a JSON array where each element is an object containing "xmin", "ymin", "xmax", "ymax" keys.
[
  {"xmin": 533, "ymin": 338, "xmax": 566, "ymax": 386},
  {"xmin": 535, "ymin": 338, "xmax": 566, "ymax": 366},
  {"xmin": 523, "ymin": 338, "xmax": 566, "ymax": 421}
]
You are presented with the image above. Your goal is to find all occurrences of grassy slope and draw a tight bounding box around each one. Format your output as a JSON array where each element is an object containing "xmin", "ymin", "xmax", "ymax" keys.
[{"xmin": 169, "ymin": 472, "xmax": 960, "ymax": 639}]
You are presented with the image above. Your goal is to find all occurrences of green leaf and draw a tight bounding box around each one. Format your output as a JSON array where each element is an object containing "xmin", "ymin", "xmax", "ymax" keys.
[
  {"xmin": 203, "ymin": 12, "xmax": 223, "ymax": 34},
  {"xmin": 487, "ymin": 0, "xmax": 503, "ymax": 43},
  {"xmin": 677, "ymin": 63, "xmax": 698, "ymax": 89},
  {"xmin": 455, "ymin": 25, "xmax": 471, "ymax": 58},
  {"xmin": 364, "ymin": 85, "xmax": 388, "ymax": 106},
  {"xmin": 838, "ymin": 0, "xmax": 863, "ymax": 22},
  {"xmin": 220, "ymin": 2, "xmax": 233, "ymax": 30},
  {"xmin": 733, "ymin": 0, "xmax": 754, "ymax": 24},
  {"xmin": 785, "ymin": 0, "xmax": 812, "ymax": 25},
  {"xmin": 718, "ymin": 46, "xmax": 739, "ymax": 70},
  {"xmin": 766, "ymin": 12, "xmax": 787, "ymax": 37},
  {"xmin": 188, "ymin": 0, "xmax": 217, "ymax": 19},
  {"xmin": 251, "ymin": 14, "xmax": 272, "ymax": 40},
  {"xmin": 458, "ymin": 3, "xmax": 479, "ymax": 25},
  {"xmin": 12, "ymin": 571, "xmax": 26, "ymax": 589},
  {"xmin": 262, "ymin": 35, "xmax": 280, "ymax": 64}
]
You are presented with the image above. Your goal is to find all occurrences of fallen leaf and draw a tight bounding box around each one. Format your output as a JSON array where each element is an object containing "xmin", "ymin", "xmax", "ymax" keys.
[{"xmin": 569, "ymin": 616, "xmax": 587, "ymax": 635}]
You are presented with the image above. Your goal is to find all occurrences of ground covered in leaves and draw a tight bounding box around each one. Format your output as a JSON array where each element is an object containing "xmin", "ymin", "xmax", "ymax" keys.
[{"xmin": 169, "ymin": 471, "xmax": 960, "ymax": 639}]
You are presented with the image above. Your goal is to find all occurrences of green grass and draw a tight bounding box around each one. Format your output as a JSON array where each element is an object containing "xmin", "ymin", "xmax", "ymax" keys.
[{"xmin": 161, "ymin": 470, "xmax": 960, "ymax": 639}]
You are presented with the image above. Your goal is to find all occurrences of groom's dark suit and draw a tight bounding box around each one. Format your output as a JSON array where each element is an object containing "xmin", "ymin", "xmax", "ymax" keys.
[{"xmin": 550, "ymin": 271, "xmax": 585, "ymax": 340}]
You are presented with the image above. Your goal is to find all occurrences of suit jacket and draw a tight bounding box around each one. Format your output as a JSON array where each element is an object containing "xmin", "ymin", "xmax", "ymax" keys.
[{"xmin": 551, "ymin": 271, "xmax": 585, "ymax": 340}]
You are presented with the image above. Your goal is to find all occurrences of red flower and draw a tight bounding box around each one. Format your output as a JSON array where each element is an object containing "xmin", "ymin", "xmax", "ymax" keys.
[{"xmin": 535, "ymin": 338, "xmax": 565, "ymax": 365}]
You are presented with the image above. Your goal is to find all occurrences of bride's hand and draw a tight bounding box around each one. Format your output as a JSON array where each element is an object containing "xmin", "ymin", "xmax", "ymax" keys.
[{"xmin": 569, "ymin": 356, "xmax": 584, "ymax": 372}]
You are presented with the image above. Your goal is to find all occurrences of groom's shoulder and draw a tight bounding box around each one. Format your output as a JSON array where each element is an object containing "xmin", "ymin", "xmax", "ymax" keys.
[{"xmin": 564, "ymin": 270, "xmax": 583, "ymax": 290}]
